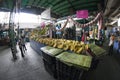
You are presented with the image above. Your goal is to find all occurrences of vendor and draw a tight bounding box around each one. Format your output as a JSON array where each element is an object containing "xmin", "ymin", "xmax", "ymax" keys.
[{"xmin": 56, "ymin": 24, "xmax": 62, "ymax": 39}]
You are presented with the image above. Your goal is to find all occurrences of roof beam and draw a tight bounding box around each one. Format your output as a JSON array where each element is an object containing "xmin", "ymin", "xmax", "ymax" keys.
[
  {"xmin": 32, "ymin": 0, "xmax": 36, "ymax": 6},
  {"xmin": 27, "ymin": 0, "xmax": 34, "ymax": 6},
  {"xmin": 53, "ymin": 0, "xmax": 99, "ymax": 11},
  {"xmin": 54, "ymin": 3, "xmax": 97, "ymax": 12},
  {"xmin": 36, "ymin": 0, "xmax": 41, "ymax": 6},
  {"xmin": 38, "ymin": 0, "xmax": 46, "ymax": 7},
  {"xmin": 110, "ymin": 6, "xmax": 120, "ymax": 17},
  {"xmin": 51, "ymin": 0, "xmax": 68, "ymax": 11},
  {"xmin": 21, "ymin": 0, "xmax": 28, "ymax": 8},
  {"xmin": 51, "ymin": 12, "xmax": 61, "ymax": 18},
  {"xmin": 104, "ymin": 0, "xmax": 120, "ymax": 17},
  {"xmin": 67, "ymin": 0, "xmax": 76, "ymax": 14},
  {"xmin": 52, "ymin": 0, "xmax": 62, "ymax": 6},
  {"xmin": 31, "ymin": 0, "xmax": 36, "ymax": 6},
  {"xmin": 55, "ymin": 6, "xmax": 98, "ymax": 17},
  {"xmin": 67, "ymin": 0, "xmax": 75, "ymax": 10},
  {"xmin": 43, "ymin": 0, "xmax": 53, "ymax": 8},
  {"xmin": 59, "ymin": 6, "xmax": 97, "ymax": 14}
]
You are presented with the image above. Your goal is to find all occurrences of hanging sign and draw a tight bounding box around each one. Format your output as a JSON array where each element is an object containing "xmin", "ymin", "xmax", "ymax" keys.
[{"xmin": 76, "ymin": 10, "xmax": 88, "ymax": 18}]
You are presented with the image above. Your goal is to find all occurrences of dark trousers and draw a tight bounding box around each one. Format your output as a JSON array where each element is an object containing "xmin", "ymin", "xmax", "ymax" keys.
[
  {"xmin": 23, "ymin": 45, "xmax": 27, "ymax": 50},
  {"xmin": 19, "ymin": 47, "xmax": 24, "ymax": 57},
  {"xmin": 109, "ymin": 45, "xmax": 113, "ymax": 55}
]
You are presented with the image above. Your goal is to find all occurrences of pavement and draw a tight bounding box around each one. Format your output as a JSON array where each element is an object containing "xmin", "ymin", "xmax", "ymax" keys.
[{"xmin": 0, "ymin": 43, "xmax": 55, "ymax": 80}]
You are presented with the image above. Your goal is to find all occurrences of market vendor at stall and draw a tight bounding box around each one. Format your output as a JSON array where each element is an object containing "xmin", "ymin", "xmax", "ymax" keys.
[{"xmin": 56, "ymin": 24, "xmax": 62, "ymax": 39}]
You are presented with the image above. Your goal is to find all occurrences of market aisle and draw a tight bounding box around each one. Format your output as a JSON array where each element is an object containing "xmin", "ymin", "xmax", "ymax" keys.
[{"xmin": 0, "ymin": 43, "xmax": 55, "ymax": 80}]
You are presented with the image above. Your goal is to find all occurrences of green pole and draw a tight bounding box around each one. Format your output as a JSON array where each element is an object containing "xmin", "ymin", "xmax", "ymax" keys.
[{"xmin": 9, "ymin": 0, "xmax": 20, "ymax": 59}]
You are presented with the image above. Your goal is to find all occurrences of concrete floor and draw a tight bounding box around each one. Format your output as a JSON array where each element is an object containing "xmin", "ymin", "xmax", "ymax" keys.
[
  {"xmin": 0, "ymin": 43, "xmax": 120, "ymax": 80},
  {"xmin": 85, "ymin": 55, "xmax": 120, "ymax": 80},
  {"xmin": 0, "ymin": 43, "xmax": 55, "ymax": 80}
]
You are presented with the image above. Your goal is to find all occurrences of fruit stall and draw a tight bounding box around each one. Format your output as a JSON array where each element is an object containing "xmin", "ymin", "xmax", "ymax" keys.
[
  {"xmin": 29, "ymin": 12, "xmax": 106, "ymax": 80},
  {"xmin": 30, "ymin": 36, "xmax": 106, "ymax": 79}
]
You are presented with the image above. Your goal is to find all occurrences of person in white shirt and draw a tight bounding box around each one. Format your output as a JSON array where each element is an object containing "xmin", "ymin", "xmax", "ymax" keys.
[{"xmin": 108, "ymin": 34, "xmax": 114, "ymax": 55}]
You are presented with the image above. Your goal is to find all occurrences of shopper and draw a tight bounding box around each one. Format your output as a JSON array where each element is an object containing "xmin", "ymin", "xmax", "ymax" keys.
[
  {"xmin": 21, "ymin": 36, "xmax": 27, "ymax": 52},
  {"xmin": 108, "ymin": 34, "xmax": 115, "ymax": 55},
  {"xmin": 18, "ymin": 38, "xmax": 24, "ymax": 57}
]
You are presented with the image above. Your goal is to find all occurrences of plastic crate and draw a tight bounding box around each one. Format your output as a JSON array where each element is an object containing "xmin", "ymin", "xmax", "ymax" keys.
[
  {"xmin": 41, "ymin": 47, "xmax": 63, "ymax": 78},
  {"xmin": 41, "ymin": 51, "xmax": 56, "ymax": 64},
  {"xmin": 43, "ymin": 59, "xmax": 57, "ymax": 78},
  {"xmin": 56, "ymin": 60, "xmax": 84, "ymax": 80},
  {"xmin": 90, "ymin": 58, "xmax": 100, "ymax": 70},
  {"xmin": 41, "ymin": 47, "xmax": 63, "ymax": 64}
]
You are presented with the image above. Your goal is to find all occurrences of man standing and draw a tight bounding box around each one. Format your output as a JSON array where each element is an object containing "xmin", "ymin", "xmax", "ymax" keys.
[{"xmin": 18, "ymin": 38, "xmax": 24, "ymax": 57}]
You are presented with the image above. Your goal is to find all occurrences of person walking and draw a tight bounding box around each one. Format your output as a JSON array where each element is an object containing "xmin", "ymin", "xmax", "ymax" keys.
[
  {"xmin": 18, "ymin": 38, "xmax": 24, "ymax": 57},
  {"xmin": 108, "ymin": 34, "xmax": 115, "ymax": 55},
  {"xmin": 21, "ymin": 36, "xmax": 27, "ymax": 53}
]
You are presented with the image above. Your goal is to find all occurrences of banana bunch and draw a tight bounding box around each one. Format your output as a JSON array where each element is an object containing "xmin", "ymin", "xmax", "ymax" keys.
[
  {"xmin": 63, "ymin": 44, "xmax": 69, "ymax": 50},
  {"xmin": 57, "ymin": 42, "xmax": 64, "ymax": 49},
  {"xmin": 76, "ymin": 47, "xmax": 83, "ymax": 54},
  {"xmin": 85, "ymin": 44, "xmax": 89, "ymax": 50},
  {"xmin": 53, "ymin": 42, "xmax": 57, "ymax": 48},
  {"xmin": 33, "ymin": 38, "xmax": 90, "ymax": 55}
]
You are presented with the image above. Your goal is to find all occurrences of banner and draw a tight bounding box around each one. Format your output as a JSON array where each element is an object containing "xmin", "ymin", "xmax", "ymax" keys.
[
  {"xmin": 41, "ymin": 8, "xmax": 51, "ymax": 22},
  {"xmin": 76, "ymin": 10, "xmax": 88, "ymax": 18}
]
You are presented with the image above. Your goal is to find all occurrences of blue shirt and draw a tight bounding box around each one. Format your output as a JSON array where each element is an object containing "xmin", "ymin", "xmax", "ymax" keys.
[{"xmin": 56, "ymin": 26, "xmax": 61, "ymax": 34}]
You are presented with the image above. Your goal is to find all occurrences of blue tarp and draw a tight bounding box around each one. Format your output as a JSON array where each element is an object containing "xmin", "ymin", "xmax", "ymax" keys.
[{"xmin": 30, "ymin": 40, "xmax": 45, "ymax": 55}]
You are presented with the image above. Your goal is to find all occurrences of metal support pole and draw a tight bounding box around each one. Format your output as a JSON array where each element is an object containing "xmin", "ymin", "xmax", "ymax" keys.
[{"xmin": 9, "ymin": 0, "xmax": 21, "ymax": 59}]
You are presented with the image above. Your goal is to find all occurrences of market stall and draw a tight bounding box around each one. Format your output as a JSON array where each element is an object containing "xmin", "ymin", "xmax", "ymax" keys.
[{"xmin": 29, "ymin": 11, "xmax": 106, "ymax": 80}]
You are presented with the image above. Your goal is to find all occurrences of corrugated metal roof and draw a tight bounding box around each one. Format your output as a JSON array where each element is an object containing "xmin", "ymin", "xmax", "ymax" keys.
[{"xmin": 0, "ymin": 0, "xmax": 104, "ymax": 18}]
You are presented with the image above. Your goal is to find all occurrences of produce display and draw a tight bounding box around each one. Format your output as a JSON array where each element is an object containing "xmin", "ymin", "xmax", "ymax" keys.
[
  {"xmin": 30, "ymin": 27, "xmax": 48, "ymax": 39},
  {"xmin": 36, "ymin": 38, "xmax": 89, "ymax": 54},
  {"xmin": 30, "ymin": 29, "xmax": 106, "ymax": 57},
  {"xmin": 56, "ymin": 52, "xmax": 92, "ymax": 70}
]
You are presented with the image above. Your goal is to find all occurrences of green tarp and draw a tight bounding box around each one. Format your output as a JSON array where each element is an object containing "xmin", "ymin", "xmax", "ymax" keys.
[
  {"xmin": 40, "ymin": 46, "xmax": 53, "ymax": 53},
  {"xmin": 56, "ymin": 52, "xmax": 92, "ymax": 70},
  {"xmin": 40, "ymin": 46, "xmax": 63, "ymax": 56},
  {"xmin": 89, "ymin": 44, "xmax": 106, "ymax": 57}
]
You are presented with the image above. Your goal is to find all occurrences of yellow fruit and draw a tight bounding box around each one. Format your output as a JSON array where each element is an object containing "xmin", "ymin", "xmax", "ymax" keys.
[
  {"xmin": 57, "ymin": 43, "xmax": 64, "ymax": 49},
  {"xmin": 70, "ymin": 44, "xmax": 76, "ymax": 51},
  {"xmin": 63, "ymin": 45, "xmax": 69, "ymax": 50},
  {"xmin": 74, "ymin": 47, "xmax": 78, "ymax": 53},
  {"xmin": 53, "ymin": 43, "xmax": 57, "ymax": 48},
  {"xmin": 76, "ymin": 47, "xmax": 83, "ymax": 54},
  {"xmin": 85, "ymin": 44, "xmax": 89, "ymax": 50}
]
